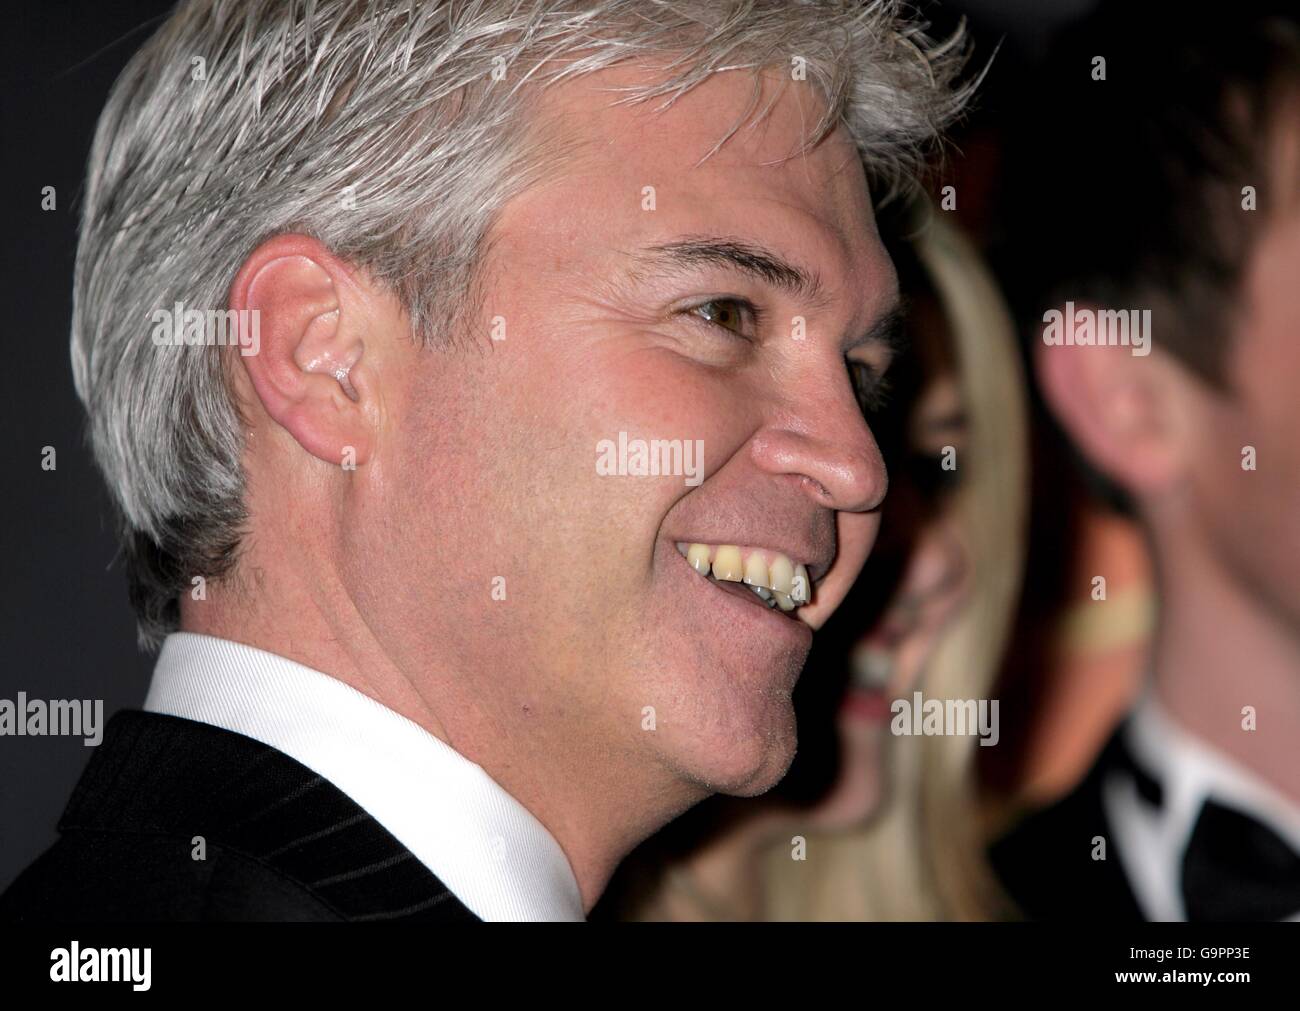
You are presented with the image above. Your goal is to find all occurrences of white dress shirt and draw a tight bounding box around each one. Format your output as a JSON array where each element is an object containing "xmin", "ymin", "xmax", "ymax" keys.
[
  {"xmin": 143, "ymin": 632, "xmax": 585, "ymax": 922},
  {"xmin": 1102, "ymin": 686, "xmax": 1300, "ymax": 921}
]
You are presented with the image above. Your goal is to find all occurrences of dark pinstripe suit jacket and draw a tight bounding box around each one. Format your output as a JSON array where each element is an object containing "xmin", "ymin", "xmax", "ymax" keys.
[{"xmin": 0, "ymin": 709, "xmax": 481, "ymax": 921}]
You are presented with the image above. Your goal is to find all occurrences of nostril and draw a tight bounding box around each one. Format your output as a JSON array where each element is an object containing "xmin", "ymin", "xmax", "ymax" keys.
[{"xmin": 801, "ymin": 475, "xmax": 831, "ymax": 502}]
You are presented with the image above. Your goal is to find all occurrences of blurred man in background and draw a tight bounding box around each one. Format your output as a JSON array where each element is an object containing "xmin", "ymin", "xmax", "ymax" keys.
[{"xmin": 991, "ymin": 6, "xmax": 1300, "ymax": 920}]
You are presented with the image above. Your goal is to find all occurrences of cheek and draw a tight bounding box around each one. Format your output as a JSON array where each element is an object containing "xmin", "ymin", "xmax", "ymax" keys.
[
  {"xmin": 1187, "ymin": 392, "xmax": 1300, "ymax": 604},
  {"xmin": 1219, "ymin": 307, "xmax": 1300, "ymax": 530},
  {"xmin": 1257, "ymin": 365, "xmax": 1300, "ymax": 466},
  {"xmin": 1236, "ymin": 405, "xmax": 1300, "ymax": 574},
  {"xmin": 588, "ymin": 344, "xmax": 745, "ymax": 440},
  {"xmin": 478, "ymin": 343, "xmax": 750, "ymax": 596},
  {"xmin": 559, "ymin": 343, "xmax": 751, "ymax": 501}
]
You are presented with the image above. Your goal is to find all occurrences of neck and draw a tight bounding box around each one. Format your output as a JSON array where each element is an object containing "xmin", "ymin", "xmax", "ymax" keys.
[
  {"xmin": 1149, "ymin": 526, "xmax": 1300, "ymax": 808},
  {"xmin": 182, "ymin": 549, "xmax": 704, "ymax": 915}
]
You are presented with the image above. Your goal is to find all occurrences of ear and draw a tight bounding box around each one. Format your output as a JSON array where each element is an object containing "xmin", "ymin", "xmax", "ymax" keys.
[
  {"xmin": 1035, "ymin": 302, "xmax": 1189, "ymax": 499},
  {"xmin": 229, "ymin": 234, "xmax": 376, "ymax": 469}
]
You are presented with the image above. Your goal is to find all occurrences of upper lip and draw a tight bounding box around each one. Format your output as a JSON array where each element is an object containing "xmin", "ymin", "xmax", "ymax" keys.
[{"xmin": 670, "ymin": 538, "xmax": 832, "ymax": 586}]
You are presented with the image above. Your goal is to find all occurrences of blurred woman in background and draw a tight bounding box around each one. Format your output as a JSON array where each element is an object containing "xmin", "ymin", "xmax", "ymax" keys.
[{"xmin": 591, "ymin": 196, "xmax": 1029, "ymax": 921}]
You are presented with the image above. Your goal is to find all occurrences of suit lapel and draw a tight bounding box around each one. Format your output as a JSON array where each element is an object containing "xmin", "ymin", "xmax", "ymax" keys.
[{"xmin": 61, "ymin": 709, "xmax": 482, "ymax": 922}]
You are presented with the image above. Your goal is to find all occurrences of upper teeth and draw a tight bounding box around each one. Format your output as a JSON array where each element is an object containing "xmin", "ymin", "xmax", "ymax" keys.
[{"xmin": 675, "ymin": 542, "xmax": 811, "ymax": 611}]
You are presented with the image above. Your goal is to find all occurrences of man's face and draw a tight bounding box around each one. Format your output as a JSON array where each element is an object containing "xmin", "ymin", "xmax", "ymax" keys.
[
  {"xmin": 357, "ymin": 65, "xmax": 896, "ymax": 801},
  {"xmin": 1188, "ymin": 197, "xmax": 1300, "ymax": 628}
]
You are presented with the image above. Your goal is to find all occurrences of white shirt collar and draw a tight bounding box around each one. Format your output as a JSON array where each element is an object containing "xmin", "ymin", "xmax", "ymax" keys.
[
  {"xmin": 143, "ymin": 632, "xmax": 584, "ymax": 922},
  {"xmin": 1103, "ymin": 686, "xmax": 1300, "ymax": 921}
]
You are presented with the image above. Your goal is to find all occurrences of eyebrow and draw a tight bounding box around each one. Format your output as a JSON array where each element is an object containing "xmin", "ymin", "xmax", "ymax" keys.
[
  {"xmin": 628, "ymin": 234, "xmax": 903, "ymax": 353},
  {"xmin": 631, "ymin": 235, "xmax": 836, "ymax": 313},
  {"xmin": 853, "ymin": 300, "xmax": 907, "ymax": 357}
]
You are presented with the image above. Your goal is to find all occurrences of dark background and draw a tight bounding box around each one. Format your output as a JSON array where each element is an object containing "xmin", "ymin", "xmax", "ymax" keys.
[
  {"xmin": 2, "ymin": 1, "xmax": 179, "ymax": 893},
  {"xmin": 0, "ymin": 0, "xmax": 1096, "ymax": 892}
]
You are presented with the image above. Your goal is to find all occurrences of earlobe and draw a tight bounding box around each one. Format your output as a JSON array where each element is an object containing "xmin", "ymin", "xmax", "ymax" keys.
[{"xmin": 229, "ymin": 236, "xmax": 374, "ymax": 469}]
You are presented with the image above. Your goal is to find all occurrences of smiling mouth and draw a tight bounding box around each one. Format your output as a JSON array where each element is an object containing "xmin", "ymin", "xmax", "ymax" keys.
[{"xmin": 674, "ymin": 542, "xmax": 812, "ymax": 616}]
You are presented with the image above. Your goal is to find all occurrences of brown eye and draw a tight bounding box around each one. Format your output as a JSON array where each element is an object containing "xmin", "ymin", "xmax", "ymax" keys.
[{"xmin": 689, "ymin": 297, "xmax": 755, "ymax": 336}]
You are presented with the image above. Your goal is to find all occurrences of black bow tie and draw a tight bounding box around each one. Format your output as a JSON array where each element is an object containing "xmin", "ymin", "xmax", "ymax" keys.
[{"xmin": 1108, "ymin": 730, "xmax": 1300, "ymax": 920}]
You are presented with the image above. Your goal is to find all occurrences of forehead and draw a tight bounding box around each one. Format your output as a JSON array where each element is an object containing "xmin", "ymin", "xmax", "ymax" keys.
[{"xmin": 500, "ymin": 61, "xmax": 895, "ymax": 311}]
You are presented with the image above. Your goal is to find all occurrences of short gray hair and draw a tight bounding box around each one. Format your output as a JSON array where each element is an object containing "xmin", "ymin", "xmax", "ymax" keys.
[{"xmin": 71, "ymin": 0, "xmax": 975, "ymax": 649}]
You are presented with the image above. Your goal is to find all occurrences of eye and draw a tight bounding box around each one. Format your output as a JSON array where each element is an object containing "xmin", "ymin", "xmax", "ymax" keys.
[
  {"xmin": 684, "ymin": 297, "xmax": 760, "ymax": 338},
  {"xmin": 848, "ymin": 358, "xmax": 891, "ymax": 416}
]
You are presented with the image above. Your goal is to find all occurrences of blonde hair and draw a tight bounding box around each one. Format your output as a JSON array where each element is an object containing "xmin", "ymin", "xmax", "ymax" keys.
[{"xmin": 761, "ymin": 203, "xmax": 1028, "ymax": 920}]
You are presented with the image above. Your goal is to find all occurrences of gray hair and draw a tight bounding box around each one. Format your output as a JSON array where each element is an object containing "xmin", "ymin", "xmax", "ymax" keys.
[{"xmin": 71, "ymin": 0, "xmax": 975, "ymax": 649}]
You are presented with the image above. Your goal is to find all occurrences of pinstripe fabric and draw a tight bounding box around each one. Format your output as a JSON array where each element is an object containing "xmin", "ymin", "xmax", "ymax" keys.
[
  {"xmin": 142, "ymin": 633, "xmax": 585, "ymax": 921},
  {"xmin": 0, "ymin": 710, "xmax": 481, "ymax": 921}
]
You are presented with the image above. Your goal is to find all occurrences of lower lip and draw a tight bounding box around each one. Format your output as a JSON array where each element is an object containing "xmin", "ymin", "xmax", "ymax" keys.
[
  {"xmin": 671, "ymin": 545, "xmax": 813, "ymax": 649},
  {"xmin": 840, "ymin": 687, "xmax": 892, "ymax": 723}
]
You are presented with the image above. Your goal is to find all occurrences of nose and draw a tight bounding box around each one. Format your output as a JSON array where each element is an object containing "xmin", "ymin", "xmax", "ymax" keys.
[{"xmin": 750, "ymin": 371, "xmax": 887, "ymax": 513}]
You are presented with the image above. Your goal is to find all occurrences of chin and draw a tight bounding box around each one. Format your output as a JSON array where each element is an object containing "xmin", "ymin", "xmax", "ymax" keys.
[
  {"xmin": 639, "ymin": 583, "xmax": 814, "ymax": 795},
  {"xmin": 660, "ymin": 698, "xmax": 800, "ymax": 798}
]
